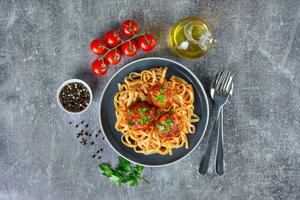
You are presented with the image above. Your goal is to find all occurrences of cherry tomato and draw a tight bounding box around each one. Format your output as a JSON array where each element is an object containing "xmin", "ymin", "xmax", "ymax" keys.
[
  {"xmin": 105, "ymin": 49, "xmax": 122, "ymax": 65},
  {"xmin": 91, "ymin": 59, "xmax": 108, "ymax": 76},
  {"xmin": 138, "ymin": 34, "xmax": 156, "ymax": 51},
  {"xmin": 121, "ymin": 20, "xmax": 139, "ymax": 37},
  {"xmin": 121, "ymin": 40, "xmax": 138, "ymax": 57},
  {"xmin": 105, "ymin": 30, "xmax": 122, "ymax": 47},
  {"xmin": 90, "ymin": 39, "xmax": 107, "ymax": 55}
]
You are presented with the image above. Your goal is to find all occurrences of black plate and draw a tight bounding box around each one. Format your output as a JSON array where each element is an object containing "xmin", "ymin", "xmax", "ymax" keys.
[{"xmin": 99, "ymin": 57, "xmax": 209, "ymax": 167}]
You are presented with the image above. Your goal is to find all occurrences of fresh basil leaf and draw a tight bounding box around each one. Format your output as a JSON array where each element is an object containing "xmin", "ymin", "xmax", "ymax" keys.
[
  {"xmin": 130, "ymin": 177, "xmax": 139, "ymax": 187},
  {"xmin": 108, "ymin": 175, "xmax": 121, "ymax": 186},
  {"xmin": 99, "ymin": 157, "xmax": 149, "ymax": 187},
  {"xmin": 121, "ymin": 175, "xmax": 136, "ymax": 183},
  {"xmin": 118, "ymin": 157, "xmax": 131, "ymax": 172},
  {"xmin": 157, "ymin": 93, "xmax": 165, "ymax": 103},
  {"xmin": 133, "ymin": 165, "xmax": 144, "ymax": 175},
  {"xmin": 113, "ymin": 168, "xmax": 124, "ymax": 176},
  {"xmin": 118, "ymin": 157, "xmax": 131, "ymax": 166},
  {"xmin": 99, "ymin": 164, "xmax": 113, "ymax": 177},
  {"xmin": 128, "ymin": 121, "xmax": 134, "ymax": 126}
]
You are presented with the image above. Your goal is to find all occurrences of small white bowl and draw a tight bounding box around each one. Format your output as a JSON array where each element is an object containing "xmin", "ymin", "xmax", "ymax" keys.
[{"xmin": 56, "ymin": 79, "xmax": 93, "ymax": 114}]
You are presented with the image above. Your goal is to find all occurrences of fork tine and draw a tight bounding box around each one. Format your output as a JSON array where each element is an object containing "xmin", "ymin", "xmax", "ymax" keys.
[
  {"xmin": 225, "ymin": 74, "xmax": 234, "ymax": 93},
  {"xmin": 214, "ymin": 70, "xmax": 223, "ymax": 87},
  {"xmin": 222, "ymin": 72, "xmax": 231, "ymax": 93},
  {"xmin": 215, "ymin": 71, "xmax": 226, "ymax": 91},
  {"xmin": 219, "ymin": 72, "xmax": 230, "ymax": 93}
]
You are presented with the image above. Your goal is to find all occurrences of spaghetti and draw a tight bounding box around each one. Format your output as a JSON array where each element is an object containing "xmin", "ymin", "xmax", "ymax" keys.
[{"xmin": 114, "ymin": 67, "xmax": 200, "ymax": 155}]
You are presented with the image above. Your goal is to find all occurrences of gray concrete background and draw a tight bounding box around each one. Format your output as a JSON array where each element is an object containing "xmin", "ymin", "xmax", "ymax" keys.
[{"xmin": 0, "ymin": 0, "xmax": 300, "ymax": 199}]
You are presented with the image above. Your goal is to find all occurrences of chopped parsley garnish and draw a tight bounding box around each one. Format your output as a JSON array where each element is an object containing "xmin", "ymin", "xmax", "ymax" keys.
[
  {"xmin": 128, "ymin": 121, "xmax": 135, "ymax": 126},
  {"xmin": 157, "ymin": 93, "xmax": 165, "ymax": 103},
  {"xmin": 161, "ymin": 85, "xmax": 167, "ymax": 92},
  {"xmin": 156, "ymin": 124, "xmax": 171, "ymax": 131},
  {"xmin": 127, "ymin": 109, "xmax": 134, "ymax": 115},
  {"xmin": 156, "ymin": 124, "xmax": 165, "ymax": 130},
  {"xmin": 138, "ymin": 108, "xmax": 149, "ymax": 114},
  {"xmin": 138, "ymin": 116, "xmax": 152, "ymax": 125},
  {"xmin": 164, "ymin": 126, "xmax": 171, "ymax": 131},
  {"xmin": 145, "ymin": 117, "xmax": 153, "ymax": 123},
  {"xmin": 165, "ymin": 119, "xmax": 173, "ymax": 125},
  {"xmin": 138, "ymin": 119, "xmax": 143, "ymax": 125}
]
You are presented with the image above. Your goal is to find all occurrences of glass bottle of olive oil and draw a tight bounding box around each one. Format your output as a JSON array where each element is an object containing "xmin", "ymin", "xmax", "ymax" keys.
[{"xmin": 169, "ymin": 16, "xmax": 217, "ymax": 59}]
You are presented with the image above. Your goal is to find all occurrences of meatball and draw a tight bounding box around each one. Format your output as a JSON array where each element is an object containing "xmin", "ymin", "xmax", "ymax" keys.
[
  {"xmin": 156, "ymin": 113, "xmax": 182, "ymax": 138},
  {"xmin": 148, "ymin": 84, "xmax": 173, "ymax": 109},
  {"xmin": 125, "ymin": 101, "xmax": 156, "ymax": 131}
]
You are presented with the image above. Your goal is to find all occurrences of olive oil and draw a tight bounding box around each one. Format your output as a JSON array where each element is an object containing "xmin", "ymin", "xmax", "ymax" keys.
[{"xmin": 169, "ymin": 16, "xmax": 216, "ymax": 59}]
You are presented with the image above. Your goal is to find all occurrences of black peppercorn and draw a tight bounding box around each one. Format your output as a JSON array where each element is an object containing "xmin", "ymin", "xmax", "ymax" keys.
[{"xmin": 59, "ymin": 83, "xmax": 90, "ymax": 113}]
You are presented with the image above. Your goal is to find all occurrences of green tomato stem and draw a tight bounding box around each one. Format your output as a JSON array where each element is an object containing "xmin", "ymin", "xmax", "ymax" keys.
[{"xmin": 99, "ymin": 32, "xmax": 146, "ymax": 60}]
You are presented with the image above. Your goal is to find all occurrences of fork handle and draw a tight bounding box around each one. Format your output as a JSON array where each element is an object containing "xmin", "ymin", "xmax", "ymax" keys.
[
  {"xmin": 215, "ymin": 108, "xmax": 224, "ymax": 175},
  {"xmin": 198, "ymin": 106, "xmax": 221, "ymax": 175}
]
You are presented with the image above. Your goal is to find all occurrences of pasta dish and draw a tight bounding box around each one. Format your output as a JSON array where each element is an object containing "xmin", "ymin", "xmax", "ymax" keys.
[{"xmin": 114, "ymin": 67, "xmax": 199, "ymax": 155}]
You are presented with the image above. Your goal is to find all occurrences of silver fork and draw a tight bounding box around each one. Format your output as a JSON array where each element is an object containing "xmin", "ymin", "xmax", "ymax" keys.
[
  {"xmin": 198, "ymin": 70, "xmax": 234, "ymax": 175},
  {"xmin": 214, "ymin": 73, "xmax": 234, "ymax": 175}
]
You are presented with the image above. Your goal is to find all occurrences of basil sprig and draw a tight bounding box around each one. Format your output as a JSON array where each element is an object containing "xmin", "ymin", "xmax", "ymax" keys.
[{"xmin": 99, "ymin": 157, "xmax": 149, "ymax": 187}]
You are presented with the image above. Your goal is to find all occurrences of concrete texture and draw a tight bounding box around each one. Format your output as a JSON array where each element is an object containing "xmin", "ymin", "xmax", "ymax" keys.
[{"xmin": 0, "ymin": 0, "xmax": 300, "ymax": 199}]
